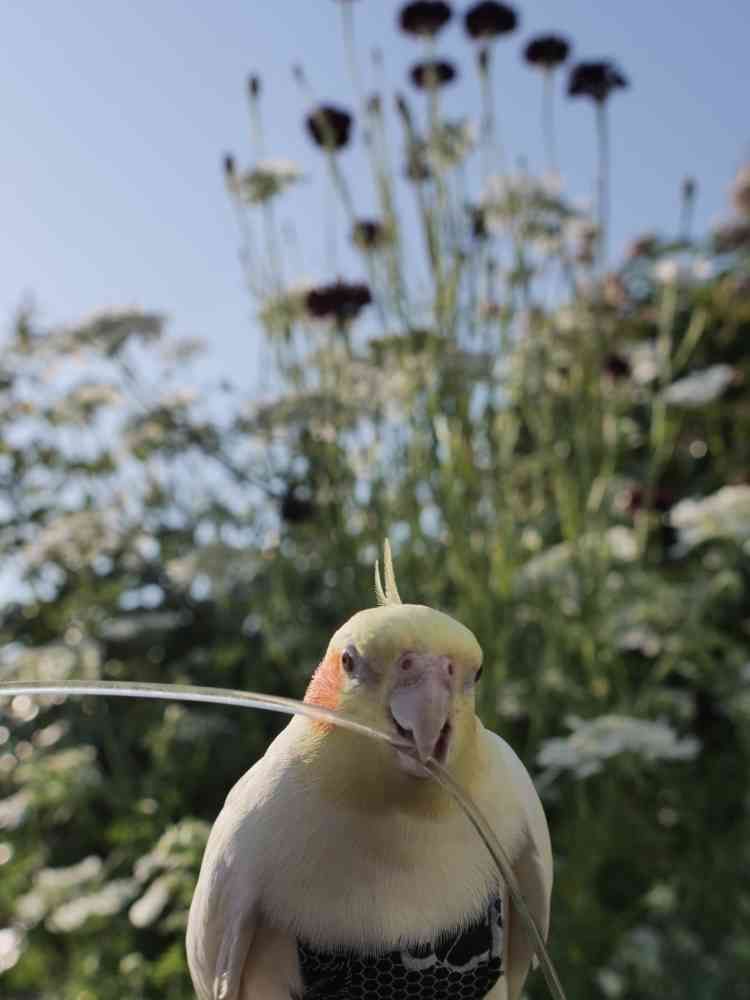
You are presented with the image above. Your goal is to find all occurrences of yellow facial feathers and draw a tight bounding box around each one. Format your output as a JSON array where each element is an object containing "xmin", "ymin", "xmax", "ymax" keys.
[
  {"xmin": 331, "ymin": 543, "xmax": 482, "ymax": 670},
  {"xmin": 328, "ymin": 603, "xmax": 483, "ymax": 671}
]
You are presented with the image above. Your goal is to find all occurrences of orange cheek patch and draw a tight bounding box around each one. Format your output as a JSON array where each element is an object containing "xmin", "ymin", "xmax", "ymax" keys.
[{"xmin": 303, "ymin": 651, "xmax": 343, "ymax": 720}]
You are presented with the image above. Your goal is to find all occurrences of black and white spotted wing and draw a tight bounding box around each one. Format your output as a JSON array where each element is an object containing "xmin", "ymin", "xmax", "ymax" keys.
[{"xmin": 295, "ymin": 897, "xmax": 504, "ymax": 1000}]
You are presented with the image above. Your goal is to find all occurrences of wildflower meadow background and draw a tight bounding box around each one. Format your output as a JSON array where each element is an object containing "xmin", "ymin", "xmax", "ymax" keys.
[{"xmin": 2, "ymin": 2, "xmax": 750, "ymax": 998}]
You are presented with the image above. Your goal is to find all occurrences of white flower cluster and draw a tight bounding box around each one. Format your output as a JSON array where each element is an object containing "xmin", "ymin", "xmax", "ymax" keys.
[
  {"xmin": 662, "ymin": 364, "xmax": 735, "ymax": 407},
  {"xmin": 48, "ymin": 880, "xmax": 136, "ymax": 933},
  {"xmin": 481, "ymin": 172, "xmax": 574, "ymax": 249},
  {"xmin": 25, "ymin": 510, "xmax": 121, "ymax": 572},
  {"xmin": 51, "ymin": 382, "xmax": 124, "ymax": 424},
  {"xmin": 2, "ymin": 641, "xmax": 101, "ymax": 683},
  {"xmin": 0, "ymin": 926, "xmax": 23, "ymax": 973},
  {"xmin": 61, "ymin": 309, "xmax": 164, "ymax": 354},
  {"xmin": 13, "ymin": 853, "xmax": 137, "ymax": 936},
  {"xmin": 166, "ymin": 543, "xmax": 257, "ymax": 595},
  {"xmin": 670, "ymin": 484, "xmax": 750, "ymax": 551},
  {"xmin": 518, "ymin": 526, "xmax": 638, "ymax": 588},
  {"xmin": 425, "ymin": 118, "xmax": 476, "ymax": 169},
  {"xmin": 239, "ymin": 159, "xmax": 305, "ymax": 204},
  {"xmin": 99, "ymin": 611, "xmax": 185, "ymax": 641},
  {"xmin": 128, "ymin": 819, "xmax": 209, "ymax": 929},
  {"xmin": 652, "ymin": 256, "xmax": 713, "ymax": 285},
  {"xmin": 16, "ymin": 855, "xmax": 103, "ymax": 926},
  {"xmin": 537, "ymin": 714, "xmax": 699, "ymax": 780},
  {"xmin": 0, "ymin": 790, "xmax": 32, "ymax": 831},
  {"xmin": 258, "ymin": 281, "xmax": 314, "ymax": 335}
]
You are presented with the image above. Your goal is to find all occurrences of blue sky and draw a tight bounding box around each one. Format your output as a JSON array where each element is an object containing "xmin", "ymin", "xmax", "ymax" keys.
[{"xmin": 3, "ymin": 1, "xmax": 748, "ymax": 383}]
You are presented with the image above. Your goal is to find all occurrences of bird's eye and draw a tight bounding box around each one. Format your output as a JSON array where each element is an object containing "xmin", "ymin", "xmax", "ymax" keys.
[
  {"xmin": 341, "ymin": 649, "xmax": 356, "ymax": 674},
  {"xmin": 475, "ymin": 665, "xmax": 483, "ymax": 683}
]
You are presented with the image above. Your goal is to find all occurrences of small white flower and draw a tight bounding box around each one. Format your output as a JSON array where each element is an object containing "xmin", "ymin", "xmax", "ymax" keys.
[
  {"xmin": 0, "ymin": 790, "xmax": 32, "ymax": 831},
  {"xmin": 670, "ymin": 485, "xmax": 750, "ymax": 550},
  {"xmin": 662, "ymin": 364, "xmax": 735, "ymax": 407},
  {"xmin": 48, "ymin": 880, "xmax": 136, "ymax": 932},
  {"xmin": 537, "ymin": 714, "xmax": 699, "ymax": 781},
  {"xmin": 62, "ymin": 309, "xmax": 164, "ymax": 354},
  {"xmin": 627, "ymin": 341, "xmax": 661, "ymax": 384},
  {"xmin": 596, "ymin": 969, "xmax": 625, "ymax": 998},
  {"xmin": 426, "ymin": 119, "xmax": 476, "ymax": 169},
  {"xmin": 0, "ymin": 927, "xmax": 23, "ymax": 973},
  {"xmin": 26, "ymin": 512, "xmax": 120, "ymax": 572},
  {"xmin": 129, "ymin": 873, "xmax": 177, "ymax": 928},
  {"xmin": 239, "ymin": 159, "xmax": 305, "ymax": 203},
  {"xmin": 692, "ymin": 256, "xmax": 714, "ymax": 281},
  {"xmin": 652, "ymin": 258, "xmax": 682, "ymax": 285},
  {"xmin": 258, "ymin": 281, "xmax": 314, "ymax": 335}
]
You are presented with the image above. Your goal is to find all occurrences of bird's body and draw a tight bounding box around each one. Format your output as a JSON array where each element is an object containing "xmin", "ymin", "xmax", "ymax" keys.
[{"xmin": 187, "ymin": 552, "xmax": 552, "ymax": 1000}]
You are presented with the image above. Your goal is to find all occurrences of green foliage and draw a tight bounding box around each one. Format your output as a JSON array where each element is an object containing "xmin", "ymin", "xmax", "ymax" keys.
[{"xmin": 2, "ymin": 4, "xmax": 750, "ymax": 998}]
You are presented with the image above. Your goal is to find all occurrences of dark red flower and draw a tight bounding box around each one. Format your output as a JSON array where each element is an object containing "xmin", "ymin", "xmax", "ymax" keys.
[
  {"xmin": 280, "ymin": 484, "xmax": 315, "ymax": 524},
  {"xmin": 305, "ymin": 281, "xmax": 372, "ymax": 323},
  {"xmin": 352, "ymin": 219, "xmax": 391, "ymax": 251},
  {"xmin": 470, "ymin": 206, "xmax": 489, "ymax": 240},
  {"xmin": 524, "ymin": 34, "xmax": 570, "ymax": 70},
  {"xmin": 626, "ymin": 485, "xmax": 675, "ymax": 515},
  {"xmin": 568, "ymin": 61, "xmax": 628, "ymax": 102},
  {"xmin": 399, "ymin": 1, "xmax": 452, "ymax": 38},
  {"xmin": 464, "ymin": 2, "xmax": 517, "ymax": 40},
  {"xmin": 410, "ymin": 59, "xmax": 457, "ymax": 90},
  {"xmin": 602, "ymin": 353, "xmax": 631, "ymax": 379},
  {"xmin": 305, "ymin": 105, "xmax": 353, "ymax": 150}
]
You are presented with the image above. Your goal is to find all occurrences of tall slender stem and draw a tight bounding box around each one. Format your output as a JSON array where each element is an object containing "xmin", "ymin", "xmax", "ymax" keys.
[
  {"xmin": 596, "ymin": 101, "xmax": 610, "ymax": 270},
  {"xmin": 542, "ymin": 70, "xmax": 557, "ymax": 176},
  {"xmin": 478, "ymin": 47, "xmax": 503, "ymax": 182},
  {"xmin": 339, "ymin": 0, "xmax": 364, "ymax": 108}
]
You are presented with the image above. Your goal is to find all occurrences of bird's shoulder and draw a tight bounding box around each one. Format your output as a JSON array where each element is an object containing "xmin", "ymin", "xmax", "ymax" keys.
[{"xmin": 475, "ymin": 725, "xmax": 552, "ymax": 877}]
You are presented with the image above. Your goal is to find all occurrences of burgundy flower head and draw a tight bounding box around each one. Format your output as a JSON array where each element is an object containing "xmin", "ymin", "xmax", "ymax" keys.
[
  {"xmin": 352, "ymin": 220, "xmax": 391, "ymax": 251},
  {"xmin": 280, "ymin": 484, "xmax": 315, "ymax": 524},
  {"xmin": 626, "ymin": 485, "xmax": 675, "ymax": 515},
  {"xmin": 399, "ymin": 1, "xmax": 453, "ymax": 38},
  {"xmin": 568, "ymin": 61, "xmax": 628, "ymax": 102},
  {"xmin": 305, "ymin": 281, "xmax": 372, "ymax": 323},
  {"xmin": 602, "ymin": 353, "xmax": 631, "ymax": 380},
  {"xmin": 410, "ymin": 59, "xmax": 457, "ymax": 90},
  {"xmin": 464, "ymin": 2, "xmax": 518, "ymax": 40},
  {"xmin": 306, "ymin": 105, "xmax": 353, "ymax": 150},
  {"xmin": 524, "ymin": 34, "xmax": 570, "ymax": 70}
]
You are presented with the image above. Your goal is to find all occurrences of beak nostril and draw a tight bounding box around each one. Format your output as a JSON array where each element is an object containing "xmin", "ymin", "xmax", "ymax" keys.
[{"xmin": 401, "ymin": 656, "xmax": 413, "ymax": 671}]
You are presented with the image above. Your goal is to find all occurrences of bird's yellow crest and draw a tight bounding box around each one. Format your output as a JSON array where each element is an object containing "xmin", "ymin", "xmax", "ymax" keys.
[
  {"xmin": 328, "ymin": 542, "xmax": 483, "ymax": 670},
  {"xmin": 374, "ymin": 539, "xmax": 402, "ymax": 607}
]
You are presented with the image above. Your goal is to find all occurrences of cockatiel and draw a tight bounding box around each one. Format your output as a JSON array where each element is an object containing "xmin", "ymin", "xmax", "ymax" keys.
[{"xmin": 187, "ymin": 547, "xmax": 552, "ymax": 1000}]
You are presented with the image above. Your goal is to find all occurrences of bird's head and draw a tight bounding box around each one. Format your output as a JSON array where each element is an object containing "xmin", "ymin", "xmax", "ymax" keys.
[{"xmin": 304, "ymin": 544, "xmax": 483, "ymax": 780}]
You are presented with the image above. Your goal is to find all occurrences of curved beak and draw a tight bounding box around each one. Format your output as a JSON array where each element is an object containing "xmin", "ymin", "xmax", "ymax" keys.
[{"xmin": 388, "ymin": 654, "xmax": 453, "ymax": 773}]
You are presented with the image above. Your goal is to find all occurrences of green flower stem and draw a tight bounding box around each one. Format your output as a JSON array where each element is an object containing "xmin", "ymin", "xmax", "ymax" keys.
[
  {"xmin": 596, "ymin": 101, "xmax": 610, "ymax": 271},
  {"xmin": 542, "ymin": 70, "xmax": 558, "ymax": 176}
]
